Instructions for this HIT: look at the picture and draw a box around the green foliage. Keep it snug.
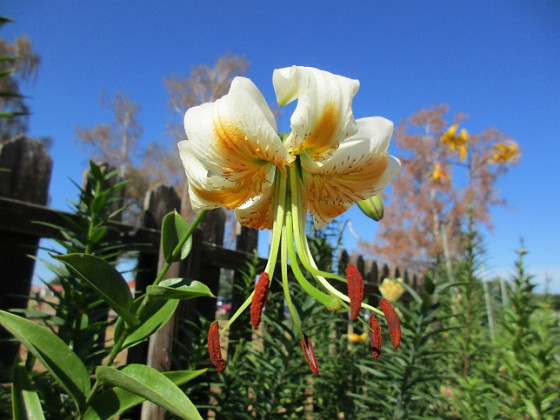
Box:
[161,210,193,262]
[0,310,90,410]
[0,162,210,418]
[82,369,205,420]
[489,248,560,418]
[352,278,455,418]
[433,242,560,419]
[177,214,559,419]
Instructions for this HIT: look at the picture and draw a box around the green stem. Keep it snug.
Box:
[105,328,128,366]
[82,379,102,416]
[281,224,303,337]
[285,209,340,310]
[264,173,287,278]
[106,210,207,366]
[288,166,383,316]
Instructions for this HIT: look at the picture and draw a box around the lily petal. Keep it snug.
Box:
[234,177,277,229]
[300,117,400,228]
[273,66,359,158]
[179,141,276,211]
[184,77,293,185]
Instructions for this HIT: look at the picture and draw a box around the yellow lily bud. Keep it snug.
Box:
[379,277,405,302]
[347,332,368,343]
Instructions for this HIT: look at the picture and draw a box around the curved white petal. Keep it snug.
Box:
[178,141,276,211]
[234,180,276,230]
[273,66,359,158]
[300,117,400,228]
[184,76,294,183]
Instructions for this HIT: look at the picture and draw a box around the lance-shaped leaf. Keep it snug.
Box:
[95,364,203,420]
[0,310,90,410]
[82,368,205,420]
[146,278,214,300]
[113,296,179,350]
[161,211,193,262]
[12,361,45,420]
[55,254,138,326]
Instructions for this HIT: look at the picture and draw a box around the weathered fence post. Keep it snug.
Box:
[184,208,226,321]
[139,187,184,420]
[364,260,380,307]
[141,208,225,420]
[0,136,52,372]
[128,185,180,363]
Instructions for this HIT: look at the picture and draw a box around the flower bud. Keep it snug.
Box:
[357,194,384,221]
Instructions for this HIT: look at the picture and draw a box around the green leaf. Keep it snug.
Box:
[82,369,206,420]
[0,310,90,409]
[90,192,108,215]
[55,254,138,326]
[12,361,45,420]
[87,370,205,419]
[161,211,192,262]
[147,279,214,300]
[524,399,539,419]
[113,296,179,349]
[94,365,203,420]
[89,226,108,245]
[88,161,104,181]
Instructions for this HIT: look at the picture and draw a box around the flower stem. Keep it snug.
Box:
[286,209,341,310]
[281,224,303,337]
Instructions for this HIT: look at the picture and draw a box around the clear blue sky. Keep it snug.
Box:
[3,1,560,292]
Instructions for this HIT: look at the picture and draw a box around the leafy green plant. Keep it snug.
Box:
[491,247,560,418]
[353,273,456,419]
[0,162,213,419]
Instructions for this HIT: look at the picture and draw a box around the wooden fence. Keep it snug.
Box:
[0,137,419,416]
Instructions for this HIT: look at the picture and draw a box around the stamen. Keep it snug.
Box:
[380,299,401,350]
[207,321,226,372]
[250,272,270,329]
[369,315,382,360]
[346,263,364,321]
[300,334,320,376]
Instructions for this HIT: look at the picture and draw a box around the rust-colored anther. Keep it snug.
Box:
[207,321,226,373]
[369,315,383,360]
[300,334,320,376]
[250,272,270,329]
[380,298,402,350]
[346,263,364,321]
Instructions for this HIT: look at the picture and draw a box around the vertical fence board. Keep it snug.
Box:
[128,186,180,365]
[0,137,52,372]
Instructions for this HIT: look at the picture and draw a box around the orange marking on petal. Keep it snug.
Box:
[192,184,252,209]
[207,322,226,372]
[380,298,402,350]
[346,263,364,321]
[250,272,270,329]
[304,102,339,156]
[300,334,320,376]
[369,315,383,360]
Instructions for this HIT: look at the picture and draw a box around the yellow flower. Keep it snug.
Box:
[488,140,520,164]
[430,162,450,183]
[347,332,368,343]
[378,277,405,302]
[441,124,468,161]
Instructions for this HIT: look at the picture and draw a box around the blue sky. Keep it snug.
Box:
[3,1,560,292]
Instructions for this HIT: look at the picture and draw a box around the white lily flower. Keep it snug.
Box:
[180,66,399,228]
[178,66,402,375]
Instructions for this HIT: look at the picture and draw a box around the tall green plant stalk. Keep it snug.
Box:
[491,246,560,418]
